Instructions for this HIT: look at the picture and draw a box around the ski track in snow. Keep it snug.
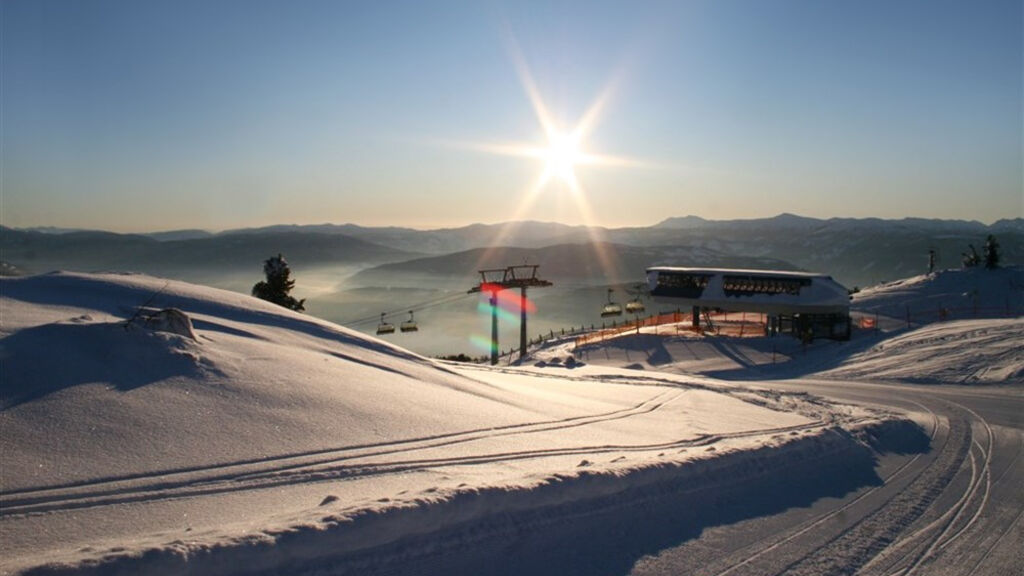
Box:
[869,401,997,576]
[705,399,943,576]
[0,386,845,519]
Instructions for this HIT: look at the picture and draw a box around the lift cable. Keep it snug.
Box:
[340,291,475,328]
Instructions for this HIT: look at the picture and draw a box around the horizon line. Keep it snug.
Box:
[4,212,1022,236]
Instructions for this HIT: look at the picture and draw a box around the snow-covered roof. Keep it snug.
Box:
[646,267,850,315]
[646,266,830,279]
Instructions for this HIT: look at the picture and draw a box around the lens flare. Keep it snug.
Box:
[476,301,521,323]
[469,288,541,355]
[478,284,538,314]
[469,334,498,354]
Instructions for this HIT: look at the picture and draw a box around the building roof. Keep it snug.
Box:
[646,267,850,315]
[645,266,830,279]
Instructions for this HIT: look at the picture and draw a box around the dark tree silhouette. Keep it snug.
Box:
[962,244,980,268]
[252,254,305,312]
[983,235,1001,269]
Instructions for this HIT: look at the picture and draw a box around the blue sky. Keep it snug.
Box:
[2,0,1021,232]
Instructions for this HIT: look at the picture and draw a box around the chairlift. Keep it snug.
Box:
[400,310,418,333]
[601,288,623,317]
[625,283,646,314]
[626,299,645,314]
[376,312,395,335]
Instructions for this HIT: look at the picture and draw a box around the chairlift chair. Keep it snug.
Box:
[376,312,395,335]
[400,311,418,333]
[601,288,623,317]
[625,299,645,314]
[625,283,646,314]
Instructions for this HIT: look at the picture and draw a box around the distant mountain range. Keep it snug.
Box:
[3,214,1020,289]
[346,243,797,289]
[0,228,418,277]
[653,213,1024,234]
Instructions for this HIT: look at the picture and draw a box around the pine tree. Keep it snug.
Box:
[983,235,1001,269]
[252,254,305,312]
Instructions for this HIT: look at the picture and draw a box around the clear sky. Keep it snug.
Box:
[2,0,1021,232]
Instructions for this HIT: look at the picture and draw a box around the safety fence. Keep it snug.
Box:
[574,310,769,348]
[488,303,1021,364]
[853,304,1022,331]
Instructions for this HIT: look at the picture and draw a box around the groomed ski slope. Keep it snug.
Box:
[0,272,903,575]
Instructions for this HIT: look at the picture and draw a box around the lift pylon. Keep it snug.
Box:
[468,265,552,365]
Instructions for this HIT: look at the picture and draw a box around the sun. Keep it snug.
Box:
[445,36,644,217]
[543,131,583,188]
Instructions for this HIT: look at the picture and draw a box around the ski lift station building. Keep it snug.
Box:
[646,267,852,340]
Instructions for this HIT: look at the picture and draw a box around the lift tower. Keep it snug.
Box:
[469,265,552,365]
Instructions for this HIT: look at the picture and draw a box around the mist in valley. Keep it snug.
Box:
[300,270,654,359]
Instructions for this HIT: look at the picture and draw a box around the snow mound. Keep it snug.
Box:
[2,314,204,409]
[853,266,1023,323]
[821,318,1024,385]
[0,271,538,491]
[136,308,198,340]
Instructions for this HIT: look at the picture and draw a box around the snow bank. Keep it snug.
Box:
[0,272,901,575]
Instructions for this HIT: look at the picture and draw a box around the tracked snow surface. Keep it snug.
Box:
[833,267,1024,384]
[2,272,918,575]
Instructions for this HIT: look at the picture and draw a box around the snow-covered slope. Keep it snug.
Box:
[0,272,898,575]
[0,272,547,491]
[852,266,1023,322]
[838,267,1024,384]
[821,318,1023,384]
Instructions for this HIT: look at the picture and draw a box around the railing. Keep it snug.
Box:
[574,311,768,348]
[487,302,1022,365]
[853,304,1022,332]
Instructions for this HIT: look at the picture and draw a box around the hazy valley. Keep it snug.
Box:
[3,214,1021,357]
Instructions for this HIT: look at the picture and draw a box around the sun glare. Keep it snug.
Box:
[446,32,645,260]
[447,35,650,293]
[543,132,583,188]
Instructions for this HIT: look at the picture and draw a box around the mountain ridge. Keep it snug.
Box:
[3,215,1020,288]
